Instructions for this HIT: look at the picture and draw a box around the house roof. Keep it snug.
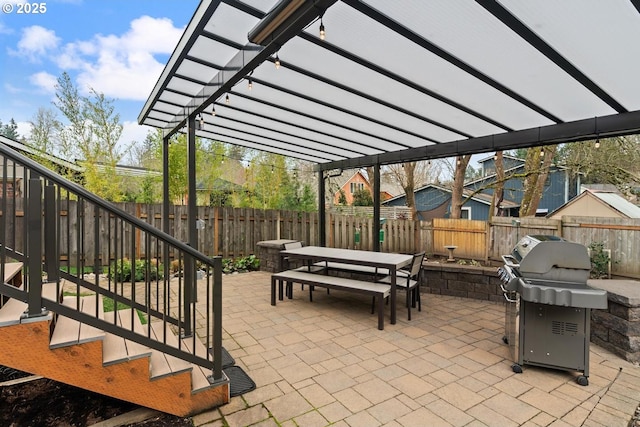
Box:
[138,0,640,172]
[383,183,519,208]
[549,189,640,218]
[0,135,160,178]
[592,191,640,218]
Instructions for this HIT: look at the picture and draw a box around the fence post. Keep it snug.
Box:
[26,178,46,318]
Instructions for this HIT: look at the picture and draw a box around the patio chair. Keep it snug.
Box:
[375,251,425,321]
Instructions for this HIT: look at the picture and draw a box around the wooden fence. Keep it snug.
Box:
[4,200,639,277]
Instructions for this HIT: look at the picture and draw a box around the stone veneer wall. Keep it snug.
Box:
[256,240,299,273]
[420,262,504,303]
[588,280,640,364]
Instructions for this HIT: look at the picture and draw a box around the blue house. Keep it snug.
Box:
[383,155,581,220]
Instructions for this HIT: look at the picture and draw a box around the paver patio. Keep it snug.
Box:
[191,271,640,427]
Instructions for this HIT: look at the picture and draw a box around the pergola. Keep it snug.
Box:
[139,0,640,251]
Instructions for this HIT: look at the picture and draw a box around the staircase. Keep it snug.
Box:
[0,139,229,417]
[0,280,228,416]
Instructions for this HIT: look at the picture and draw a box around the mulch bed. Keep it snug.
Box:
[0,366,193,427]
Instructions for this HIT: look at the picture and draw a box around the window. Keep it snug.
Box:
[350,182,364,194]
[461,207,471,219]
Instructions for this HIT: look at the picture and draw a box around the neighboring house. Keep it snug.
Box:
[384,155,581,220]
[330,169,395,205]
[548,189,640,219]
[383,183,518,221]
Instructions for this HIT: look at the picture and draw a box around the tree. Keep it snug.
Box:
[450,155,472,218]
[488,151,505,218]
[53,72,126,201]
[0,118,20,140]
[27,108,62,173]
[352,188,373,206]
[384,160,438,220]
[520,145,557,216]
[559,136,640,194]
[337,189,347,205]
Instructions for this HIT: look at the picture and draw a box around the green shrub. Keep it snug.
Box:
[221,255,260,274]
[589,242,610,279]
[109,258,164,282]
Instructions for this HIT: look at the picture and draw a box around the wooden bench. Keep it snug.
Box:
[271,270,391,330]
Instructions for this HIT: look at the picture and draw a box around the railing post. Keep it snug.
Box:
[183,252,193,337]
[26,178,46,318]
[212,256,223,381]
[43,183,58,282]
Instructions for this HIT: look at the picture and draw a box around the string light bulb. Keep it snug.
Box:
[274,53,280,69]
[196,113,203,130]
[540,148,544,157]
[225,94,230,104]
[247,78,253,90]
[211,106,216,116]
[319,17,325,40]
[594,139,600,149]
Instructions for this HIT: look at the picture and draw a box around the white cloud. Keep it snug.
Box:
[29,71,58,93]
[55,16,184,101]
[0,22,14,35]
[11,25,60,62]
[119,121,153,153]
[16,121,32,140]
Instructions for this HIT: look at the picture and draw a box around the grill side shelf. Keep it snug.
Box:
[518,280,608,309]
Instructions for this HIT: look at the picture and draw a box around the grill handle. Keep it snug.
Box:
[501,286,518,303]
[501,254,520,269]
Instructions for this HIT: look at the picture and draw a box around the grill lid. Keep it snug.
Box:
[513,235,591,283]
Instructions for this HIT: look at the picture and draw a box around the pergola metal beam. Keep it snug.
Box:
[317,109,640,171]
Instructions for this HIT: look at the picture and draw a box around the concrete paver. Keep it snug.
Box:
[189,271,640,427]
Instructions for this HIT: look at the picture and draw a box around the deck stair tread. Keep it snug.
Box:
[127,313,191,380]
[102,310,151,365]
[0,282,60,326]
[179,334,213,391]
[49,297,82,348]
[148,321,192,378]
[0,298,27,326]
[79,294,105,343]
[2,262,23,285]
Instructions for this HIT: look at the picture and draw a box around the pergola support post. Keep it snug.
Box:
[318,170,326,247]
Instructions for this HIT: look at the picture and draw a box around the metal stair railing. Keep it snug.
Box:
[0,141,224,385]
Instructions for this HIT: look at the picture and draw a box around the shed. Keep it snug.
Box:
[548,190,640,219]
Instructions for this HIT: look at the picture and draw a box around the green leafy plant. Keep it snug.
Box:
[108,258,163,282]
[221,255,260,274]
[589,242,611,279]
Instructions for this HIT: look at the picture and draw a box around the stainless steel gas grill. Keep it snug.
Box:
[497,235,608,386]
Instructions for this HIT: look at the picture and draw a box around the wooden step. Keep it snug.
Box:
[180,334,214,392]
[148,321,192,379]
[102,310,151,365]
[0,282,60,326]
[2,262,23,287]
[0,298,27,326]
[50,294,104,349]
[79,294,105,344]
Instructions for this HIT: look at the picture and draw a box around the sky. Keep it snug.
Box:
[0,0,199,152]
